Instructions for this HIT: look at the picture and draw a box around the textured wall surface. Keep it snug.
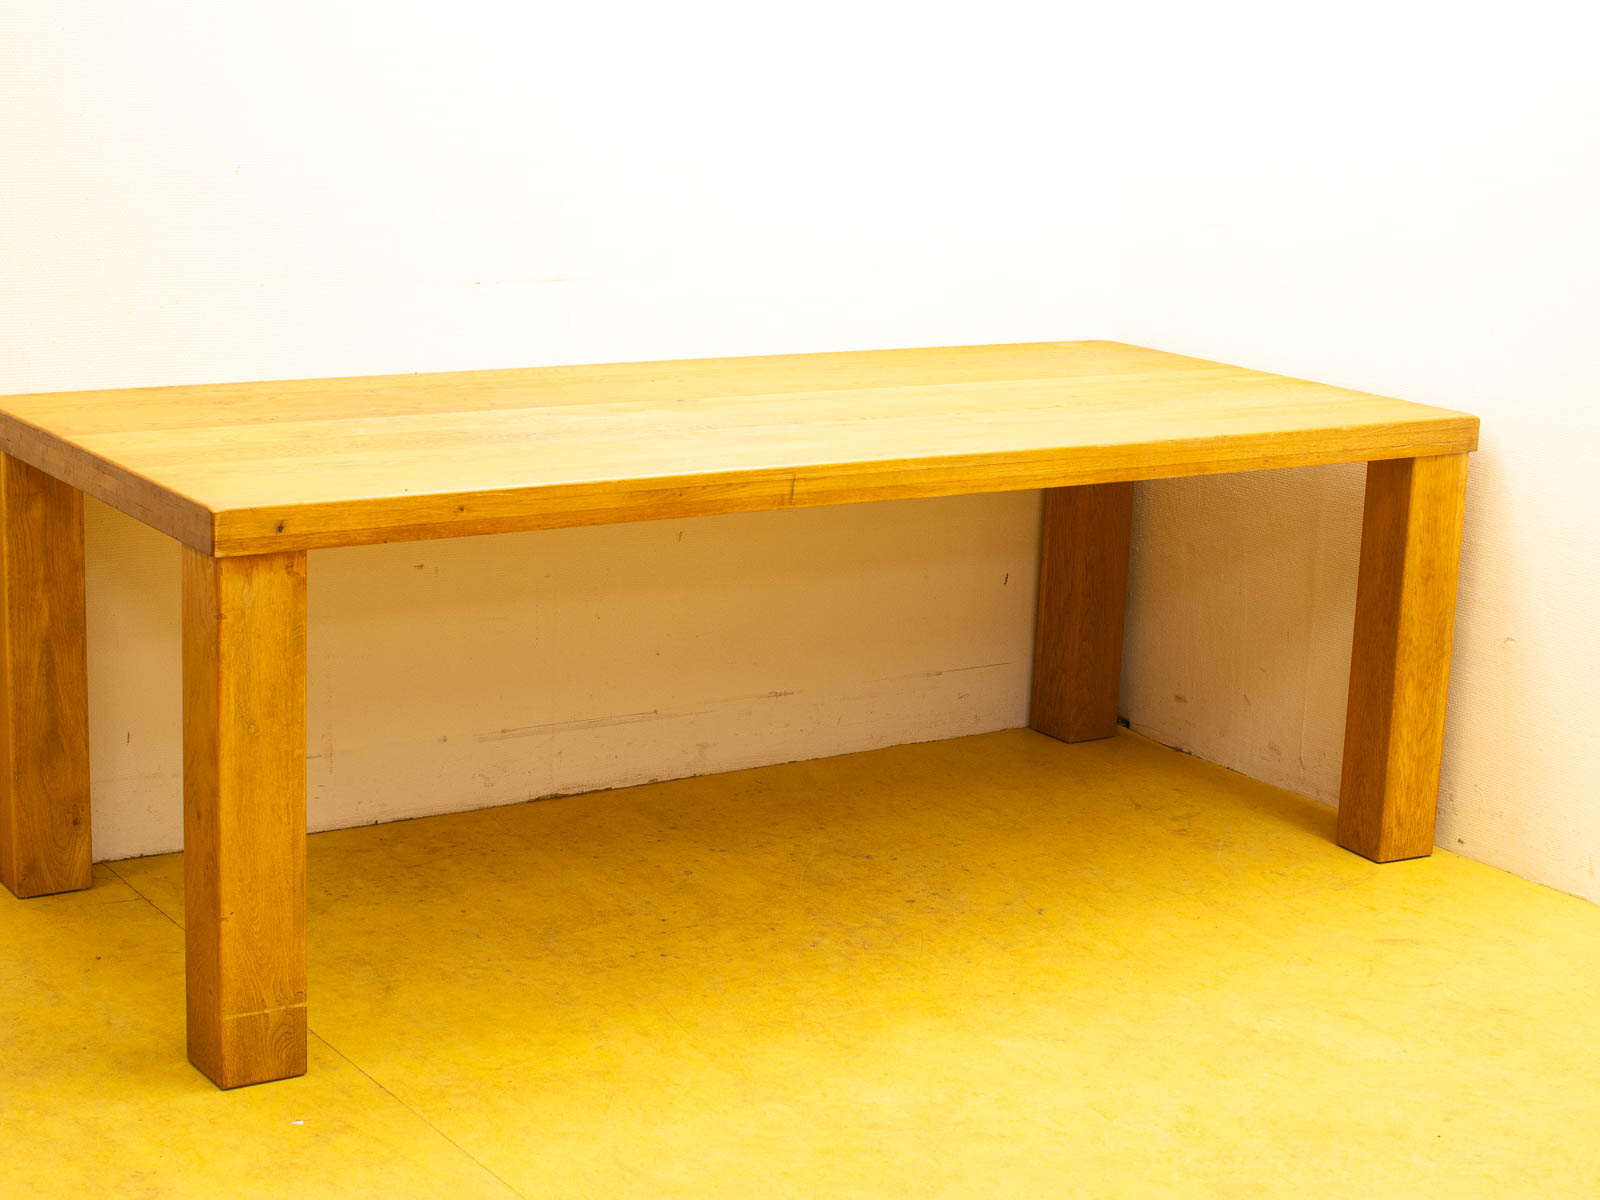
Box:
[84,493,1039,859]
[1122,464,1365,810]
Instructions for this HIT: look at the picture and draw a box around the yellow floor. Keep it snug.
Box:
[4,730,1599,1198]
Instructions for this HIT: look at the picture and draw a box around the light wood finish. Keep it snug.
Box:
[183,547,308,1088]
[0,454,91,898]
[1338,454,1469,862]
[0,342,1478,1090]
[1030,483,1135,743]
[0,342,1478,557]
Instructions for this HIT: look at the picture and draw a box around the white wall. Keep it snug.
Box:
[82,492,1039,857]
[1101,4,1600,902]
[4,3,1597,898]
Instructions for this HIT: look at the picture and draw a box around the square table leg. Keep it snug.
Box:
[182,546,308,1088]
[1029,482,1136,743]
[0,453,91,899]
[1338,454,1469,862]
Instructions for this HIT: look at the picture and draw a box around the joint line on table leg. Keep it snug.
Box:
[108,858,517,1196]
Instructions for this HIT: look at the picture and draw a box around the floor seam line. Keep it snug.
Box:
[313,1032,527,1200]
[103,862,521,1196]
[102,861,184,933]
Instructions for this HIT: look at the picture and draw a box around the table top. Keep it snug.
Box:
[0,340,1477,557]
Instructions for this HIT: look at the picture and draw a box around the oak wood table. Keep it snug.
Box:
[0,341,1478,1088]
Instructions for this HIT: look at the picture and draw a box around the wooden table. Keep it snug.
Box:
[0,341,1477,1088]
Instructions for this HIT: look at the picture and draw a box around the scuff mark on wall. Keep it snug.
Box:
[478,709,711,741]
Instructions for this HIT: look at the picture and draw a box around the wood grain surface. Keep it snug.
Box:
[183,548,309,1087]
[1030,483,1135,743]
[1338,454,1469,862]
[0,342,1478,555]
[0,454,91,897]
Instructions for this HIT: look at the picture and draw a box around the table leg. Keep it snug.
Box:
[183,547,308,1088]
[0,454,91,898]
[1338,454,1468,862]
[1030,482,1135,743]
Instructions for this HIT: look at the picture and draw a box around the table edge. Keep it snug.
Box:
[204,417,1477,556]
[0,359,1479,559]
[0,412,215,552]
